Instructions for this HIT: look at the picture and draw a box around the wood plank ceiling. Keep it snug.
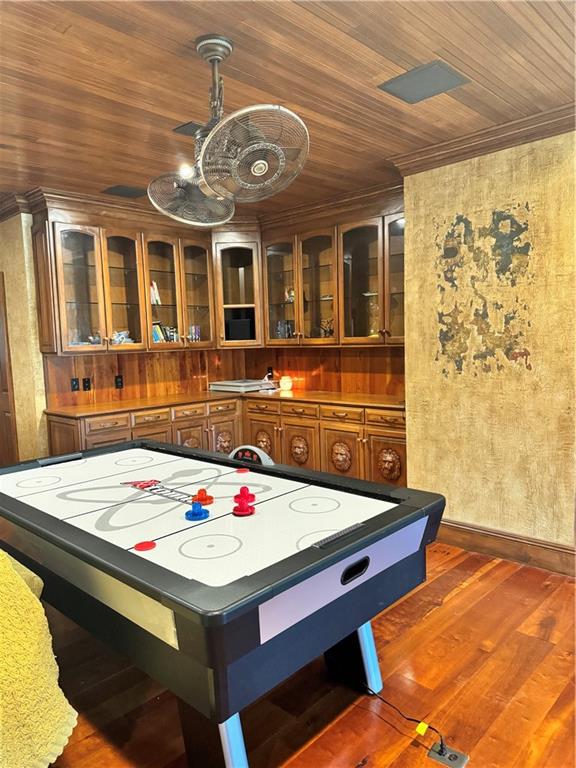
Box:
[0,1,574,214]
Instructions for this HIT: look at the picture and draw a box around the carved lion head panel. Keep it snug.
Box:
[215,430,233,453]
[331,440,352,472]
[377,447,402,481]
[255,429,272,456]
[183,435,200,449]
[290,435,309,465]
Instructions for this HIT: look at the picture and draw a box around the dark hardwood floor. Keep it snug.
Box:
[47,544,575,768]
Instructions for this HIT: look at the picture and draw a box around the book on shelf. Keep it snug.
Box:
[152,321,164,343]
[150,280,161,305]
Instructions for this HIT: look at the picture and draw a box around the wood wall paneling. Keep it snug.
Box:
[244,347,405,398]
[43,349,246,409]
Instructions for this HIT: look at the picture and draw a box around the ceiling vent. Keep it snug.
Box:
[378,60,469,103]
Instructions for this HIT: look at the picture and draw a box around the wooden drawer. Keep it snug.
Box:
[171,403,208,421]
[131,408,170,427]
[245,399,281,415]
[365,409,406,431]
[132,424,173,443]
[84,413,131,435]
[84,430,132,449]
[320,405,364,423]
[208,400,238,416]
[281,402,319,419]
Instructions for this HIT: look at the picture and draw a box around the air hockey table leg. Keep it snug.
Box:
[218,713,249,768]
[323,620,383,694]
[177,701,249,767]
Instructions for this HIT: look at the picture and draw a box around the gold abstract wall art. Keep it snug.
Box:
[435,205,534,377]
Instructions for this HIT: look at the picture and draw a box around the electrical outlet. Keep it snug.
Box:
[267,366,274,377]
[82,377,91,391]
[70,378,80,392]
[428,743,469,767]
[115,374,124,389]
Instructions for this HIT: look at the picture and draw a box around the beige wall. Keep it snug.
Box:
[405,132,575,546]
[0,214,47,459]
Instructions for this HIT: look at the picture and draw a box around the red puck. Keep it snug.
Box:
[134,540,156,551]
[236,468,250,473]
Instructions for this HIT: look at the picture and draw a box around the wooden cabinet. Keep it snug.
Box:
[207,400,240,453]
[45,395,405,488]
[299,230,338,344]
[320,423,364,477]
[143,234,185,349]
[31,195,215,355]
[244,399,320,469]
[173,419,209,451]
[320,422,406,488]
[338,218,384,345]
[264,238,298,345]
[281,417,320,471]
[364,429,407,487]
[244,413,283,462]
[384,213,405,344]
[54,224,107,352]
[263,229,337,345]
[180,240,215,348]
[50,224,149,353]
[101,229,147,350]
[213,239,263,347]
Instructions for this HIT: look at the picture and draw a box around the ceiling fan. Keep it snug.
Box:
[148,34,310,227]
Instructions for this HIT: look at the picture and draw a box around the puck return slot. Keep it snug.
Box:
[340,556,370,585]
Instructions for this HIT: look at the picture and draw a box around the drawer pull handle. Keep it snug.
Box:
[215,405,229,411]
[341,557,370,585]
[180,410,198,417]
[333,411,348,417]
[97,421,120,429]
[292,407,306,414]
[143,415,162,422]
[256,404,268,410]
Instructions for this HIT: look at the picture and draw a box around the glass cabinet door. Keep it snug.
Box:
[264,239,298,344]
[181,240,214,347]
[384,213,405,344]
[339,219,383,344]
[215,242,262,346]
[101,230,146,350]
[144,236,184,347]
[299,230,337,344]
[54,224,107,351]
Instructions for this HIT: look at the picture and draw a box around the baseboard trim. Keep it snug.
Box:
[438,520,575,576]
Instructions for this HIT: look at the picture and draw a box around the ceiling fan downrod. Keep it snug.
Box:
[195,34,233,122]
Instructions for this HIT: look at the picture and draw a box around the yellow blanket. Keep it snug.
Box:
[0,551,77,768]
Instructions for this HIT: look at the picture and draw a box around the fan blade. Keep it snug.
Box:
[148,173,234,228]
[173,120,205,136]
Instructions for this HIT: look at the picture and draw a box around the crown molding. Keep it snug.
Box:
[259,183,404,230]
[23,187,258,230]
[391,103,576,176]
[0,193,31,223]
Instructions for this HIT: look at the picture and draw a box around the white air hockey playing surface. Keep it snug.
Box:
[0,448,400,586]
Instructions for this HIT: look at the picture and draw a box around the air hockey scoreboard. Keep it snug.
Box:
[0,441,445,768]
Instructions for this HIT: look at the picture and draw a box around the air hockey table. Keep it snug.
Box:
[0,441,445,768]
